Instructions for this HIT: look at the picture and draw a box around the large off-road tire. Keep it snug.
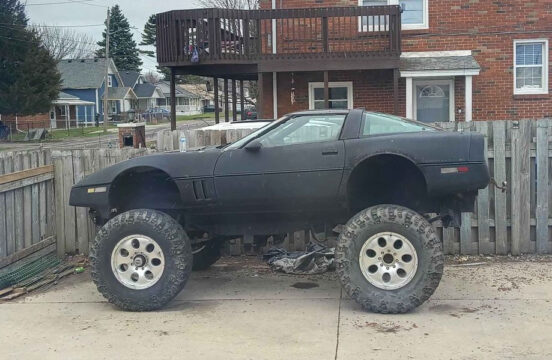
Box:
[90,209,192,311]
[192,240,222,271]
[336,205,443,313]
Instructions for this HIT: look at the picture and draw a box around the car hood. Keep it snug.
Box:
[74,149,222,188]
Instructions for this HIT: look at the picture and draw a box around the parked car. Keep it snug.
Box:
[141,107,170,122]
[203,104,222,113]
[70,109,489,313]
[244,107,257,120]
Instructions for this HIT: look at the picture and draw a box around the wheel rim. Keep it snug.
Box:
[111,235,165,290]
[358,232,418,290]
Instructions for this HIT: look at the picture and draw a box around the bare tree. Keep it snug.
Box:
[196,0,259,9]
[34,25,97,61]
[143,70,161,84]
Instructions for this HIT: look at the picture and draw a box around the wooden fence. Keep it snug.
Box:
[1,119,551,269]
[0,151,56,271]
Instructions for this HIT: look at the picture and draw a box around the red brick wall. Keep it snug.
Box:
[2,113,50,130]
[259,0,552,120]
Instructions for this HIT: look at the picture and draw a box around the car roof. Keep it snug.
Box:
[286,109,352,117]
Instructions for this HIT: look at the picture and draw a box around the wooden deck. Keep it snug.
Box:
[156,6,402,77]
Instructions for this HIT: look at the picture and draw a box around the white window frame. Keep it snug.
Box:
[412,79,455,122]
[107,75,113,88]
[358,0,429,32]
[308,81,354,110]
[513,39,549,95]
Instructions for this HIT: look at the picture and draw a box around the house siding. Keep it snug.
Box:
[259,0,552,121]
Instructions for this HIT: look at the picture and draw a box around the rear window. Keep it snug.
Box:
[362,112,437,136]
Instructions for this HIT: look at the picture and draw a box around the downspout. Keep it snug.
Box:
[272,0,278,119]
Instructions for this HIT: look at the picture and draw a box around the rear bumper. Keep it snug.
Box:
[421,162,490,197]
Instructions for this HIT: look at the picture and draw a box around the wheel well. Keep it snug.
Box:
[109,167,183,214]
[347,154,428,214]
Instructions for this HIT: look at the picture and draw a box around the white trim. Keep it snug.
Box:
[95,89,99,113]
[272,0,277,54]
[465,75,473,122]
[513,39,549,95]
[405,77,413,119]
[412,79,455,122]
[308,81,354,110]
[273,72,278,118]
[107,75,113,88]
[358,0,429,31]
[401,50,472,58]
[401,69,480,78]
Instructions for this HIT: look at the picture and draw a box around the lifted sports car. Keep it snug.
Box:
[70,109,489,313]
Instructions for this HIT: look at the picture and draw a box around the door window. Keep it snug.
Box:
[414,81,453,122]
[259,114,346,147]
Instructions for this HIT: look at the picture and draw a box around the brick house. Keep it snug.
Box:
[156,0,551,125]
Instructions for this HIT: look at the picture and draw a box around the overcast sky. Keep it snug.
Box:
[25,0,200,73]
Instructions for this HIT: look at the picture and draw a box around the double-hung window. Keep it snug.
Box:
[360,0,428,31]
[514,39,549,95]
[308,82,353,110]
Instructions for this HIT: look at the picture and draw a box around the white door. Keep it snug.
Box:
[413,79,455,122]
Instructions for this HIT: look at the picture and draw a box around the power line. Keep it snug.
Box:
[26,0,107,7]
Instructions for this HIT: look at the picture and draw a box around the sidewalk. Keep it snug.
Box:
[1,257,551,360]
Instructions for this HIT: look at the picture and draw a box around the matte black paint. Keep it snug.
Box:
[70,110,490,234]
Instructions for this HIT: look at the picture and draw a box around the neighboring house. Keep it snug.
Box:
[156,1,551,122]
[156,81,203,116]
[181,82,254,111]
[119,71,165,113]
[52,58,137,128]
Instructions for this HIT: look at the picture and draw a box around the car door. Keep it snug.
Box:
[214,113,346,213]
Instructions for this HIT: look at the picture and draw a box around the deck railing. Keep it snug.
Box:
[156,6,401,67]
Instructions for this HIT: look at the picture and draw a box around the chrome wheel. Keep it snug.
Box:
[359,232,418,290]
[111,235,165,290]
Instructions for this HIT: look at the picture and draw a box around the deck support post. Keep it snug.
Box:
[214,77,220,124]
[170,68,176,131]
[323,71,329,109]
[240,80,245,120]
[257,72,263,119]
[393,68,399,116]
[224,78,229,122]
[232,79,237,122]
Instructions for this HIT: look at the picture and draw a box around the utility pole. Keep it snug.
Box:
[103,7,110,133]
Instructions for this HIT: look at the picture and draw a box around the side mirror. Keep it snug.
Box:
[245,140,262,152]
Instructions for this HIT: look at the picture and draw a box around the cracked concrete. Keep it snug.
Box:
[1,257,552,360]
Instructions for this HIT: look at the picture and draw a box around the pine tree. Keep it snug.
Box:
[139,14,170,80]
[96,5,142,72]
[139,14,156,58]
[0,0,60,115]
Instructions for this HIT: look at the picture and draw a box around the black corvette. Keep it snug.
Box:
[70,109,489,313]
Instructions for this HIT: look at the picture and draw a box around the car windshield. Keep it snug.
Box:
[224,117,287,150]
[362,112,439,136]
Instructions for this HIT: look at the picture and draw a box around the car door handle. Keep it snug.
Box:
[322,147,339,155]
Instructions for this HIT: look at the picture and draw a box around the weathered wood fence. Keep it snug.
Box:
[0,151,56,271]
[1,119,551,270]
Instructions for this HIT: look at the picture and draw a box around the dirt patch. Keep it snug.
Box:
[354,320,418,333]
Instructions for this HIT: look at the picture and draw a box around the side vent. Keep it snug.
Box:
[192,180,211,200]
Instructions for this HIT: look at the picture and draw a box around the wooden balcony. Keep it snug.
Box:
[156,6,402,77]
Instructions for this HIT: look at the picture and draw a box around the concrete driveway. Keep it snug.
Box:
[1,256,551,360]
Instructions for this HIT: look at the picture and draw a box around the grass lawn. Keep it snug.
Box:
[176,113,217,122]
[9,125,117,142]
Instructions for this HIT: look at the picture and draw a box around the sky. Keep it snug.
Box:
[24,0,200,73]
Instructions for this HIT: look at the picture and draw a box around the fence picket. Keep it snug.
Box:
[0,158,6,258]
[4,156,15,256]
[30,152,40,244]
[492,121,508,254]
[13,153,25,251]
[536,119,550,253]
[475,121,492,254]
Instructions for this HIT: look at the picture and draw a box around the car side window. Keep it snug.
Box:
[362,112,435,136]
[259,114,346,147]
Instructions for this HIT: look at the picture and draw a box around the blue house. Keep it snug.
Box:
[51,58,137,128]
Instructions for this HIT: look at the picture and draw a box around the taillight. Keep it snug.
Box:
[441,166,469,174]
